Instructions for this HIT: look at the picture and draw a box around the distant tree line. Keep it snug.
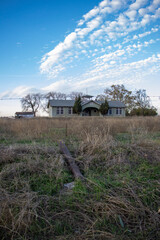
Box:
[21,86,157,117]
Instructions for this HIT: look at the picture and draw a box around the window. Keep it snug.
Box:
[61,107,64,114]
[57,107,63,114]
[57,107,60,115]
[116,108,122,115]
[68,107,72,114]
[116,108,119,114]
[109,109,112,115]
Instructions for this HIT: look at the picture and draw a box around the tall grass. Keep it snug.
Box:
[0,116,160,141]
[0,116,160,239]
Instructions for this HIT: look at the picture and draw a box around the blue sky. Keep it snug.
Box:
[0,0,160,116]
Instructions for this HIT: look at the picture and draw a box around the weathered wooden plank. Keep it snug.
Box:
[59,140,83,180]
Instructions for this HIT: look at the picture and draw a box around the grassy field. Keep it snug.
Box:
[0,116,160,240]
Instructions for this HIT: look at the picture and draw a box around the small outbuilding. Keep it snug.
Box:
[15,112,34,119]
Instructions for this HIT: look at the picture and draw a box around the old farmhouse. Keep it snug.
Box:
[48,98,126,117]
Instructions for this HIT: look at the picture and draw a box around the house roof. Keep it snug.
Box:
[15,112,34,115]
[97,100,125,108]
[49,100,75,107]
[49,99,125,108]
[81,100,100,106]
[82,95,93,99]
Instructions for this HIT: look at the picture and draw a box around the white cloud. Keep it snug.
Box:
[141,14,152,26]
[138,8,148,16]
[78,0,125,26]
[99,0,109,8]
[90,29,104,43]
[148,0,160,12]
[0,86,34,98]
[80,54,160,90]
[117,14,128,26]
[125,10,137,20]
[139,31,151,37]
[42,79,70,92]
[40,32,77,74]
[110,0,124,10]
[78,7,100,26]
[130,0,148,10]
[40,0,160,79]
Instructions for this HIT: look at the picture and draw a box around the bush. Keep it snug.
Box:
[130,107,158,116]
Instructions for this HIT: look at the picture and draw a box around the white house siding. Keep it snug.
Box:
[51,107,74,117]
[49,106,53,117]
[50,106,125,117]
[106,108,125,117]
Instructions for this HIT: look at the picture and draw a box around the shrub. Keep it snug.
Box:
[99,100,109,116]
[130,107,157,116]
[73,96,82,114]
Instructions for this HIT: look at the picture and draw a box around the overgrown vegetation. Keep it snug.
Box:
[129,107,157,116]
[0,116,160,239]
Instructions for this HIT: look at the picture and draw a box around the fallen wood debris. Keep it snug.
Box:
[59,140,84,180]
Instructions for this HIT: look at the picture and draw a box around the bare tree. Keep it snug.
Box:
[45,92,67,100]
[95,94,106,101]
[68,92,84,100]
[42,92,57,113]
[45,92,57,100]
[134,89,151,108]
[56,92,67,100]
[21,93,42,117]
[42,91,67,113]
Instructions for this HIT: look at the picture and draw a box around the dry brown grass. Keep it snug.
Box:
[0,144,67,239]
[0,116,160,142]
[0,189,39,239]
[0,116,160,239]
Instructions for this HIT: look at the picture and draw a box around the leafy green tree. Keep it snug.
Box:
[104,84,135,111]
[99,100,109,116]
[73,96,82,114]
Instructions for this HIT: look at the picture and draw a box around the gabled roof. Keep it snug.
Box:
[81,100,101,106]
[49,100,75,107]
[48,99,125,108]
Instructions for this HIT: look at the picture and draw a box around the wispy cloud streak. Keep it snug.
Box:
[39,0,160,98]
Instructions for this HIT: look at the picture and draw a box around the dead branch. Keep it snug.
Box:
[59,140,83,180]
